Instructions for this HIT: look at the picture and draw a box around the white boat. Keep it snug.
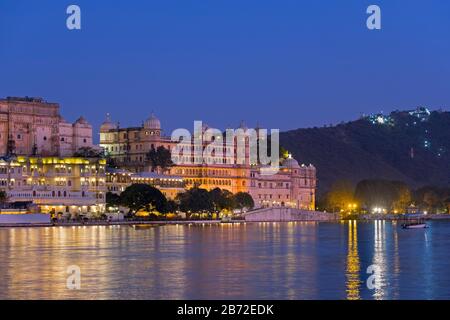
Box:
[402,223,427,229]
[401,214,427,229]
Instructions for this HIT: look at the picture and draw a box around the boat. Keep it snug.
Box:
[402,222,427,229]
[131,224,156,230]
[401,214,428,229]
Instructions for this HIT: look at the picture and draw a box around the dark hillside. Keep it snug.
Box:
[280,108,450,194]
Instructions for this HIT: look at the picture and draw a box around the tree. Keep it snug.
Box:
[413,186,450,214]
[279,146,290,160]
[391,182,412,213]
[176,187,213,215]
[163,200,178,214]
[325,180,355,212]
[355,180,389,211]
[0,191,8,205]
[146,146,173,173]
[233,192,254,211]
[106,156,118,169]
[120,184,167,214]
[355,179,412,213]
[423,190,440,213]
[209,188,235,212]
[74,147,103,158]
[106,192,121,211]
[444,197,450,214]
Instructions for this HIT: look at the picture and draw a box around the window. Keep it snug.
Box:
[43,136,47,141]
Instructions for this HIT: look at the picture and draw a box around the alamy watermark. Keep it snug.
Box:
[171,121,280,175]
[66,265,81,290]
[367,5,381,30]
[66,5,81,30]
[366,264,382,290]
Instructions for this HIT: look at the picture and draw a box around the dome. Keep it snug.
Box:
[100,113,114,132]
[282,156,300,169]
[144,113,161,129]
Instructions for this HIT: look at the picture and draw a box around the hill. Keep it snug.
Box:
[280,108,450,194]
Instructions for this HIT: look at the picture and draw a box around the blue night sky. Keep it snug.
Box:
[1,0,450,139]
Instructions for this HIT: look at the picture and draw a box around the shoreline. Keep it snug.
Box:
[0,219,240,228]
[1,214,450,229]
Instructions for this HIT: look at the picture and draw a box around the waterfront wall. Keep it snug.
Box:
[243,207,339,222]
[0,214,51,225]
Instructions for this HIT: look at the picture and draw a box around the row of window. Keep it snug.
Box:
[174,168,233,177]
[258,194,290,200]
[185,179,233,186]
[11,190,102,198]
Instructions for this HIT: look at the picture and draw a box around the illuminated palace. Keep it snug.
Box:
[0,96,94,157]
[0,156,106,217]
[101,114,317,209]
[0,97,105,217]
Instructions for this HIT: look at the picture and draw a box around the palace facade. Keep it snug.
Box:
[106,168,185,200]
[0,97,93,157]
[0,96,316,214]
[100,114,251,194]
[101,113,316,210]
[249,157,316,210]
[0,156,106,217]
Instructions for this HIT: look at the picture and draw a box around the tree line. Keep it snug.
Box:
[106,184,254,219]
[319,179,450,214]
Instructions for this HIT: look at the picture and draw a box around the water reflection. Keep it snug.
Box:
[372,220,387,300]
[0,221,448,299]
[346,220,360,300]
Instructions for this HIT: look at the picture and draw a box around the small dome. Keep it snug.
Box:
[100,113,114,132]
[282,156,300,169]
[144,113,161,129]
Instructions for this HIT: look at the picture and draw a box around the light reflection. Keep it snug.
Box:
[346,220,361,300]
[0,222,444,299]
[372,220,387,300]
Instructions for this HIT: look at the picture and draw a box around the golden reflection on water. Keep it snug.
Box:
[1,221,441,299]
[346,220,361,300]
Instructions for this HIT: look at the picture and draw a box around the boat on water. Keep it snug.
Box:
[131,224,157,230]
[402,222,427,229]
[401,214,428,229]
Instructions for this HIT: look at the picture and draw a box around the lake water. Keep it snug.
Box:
[0,221,449,300]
